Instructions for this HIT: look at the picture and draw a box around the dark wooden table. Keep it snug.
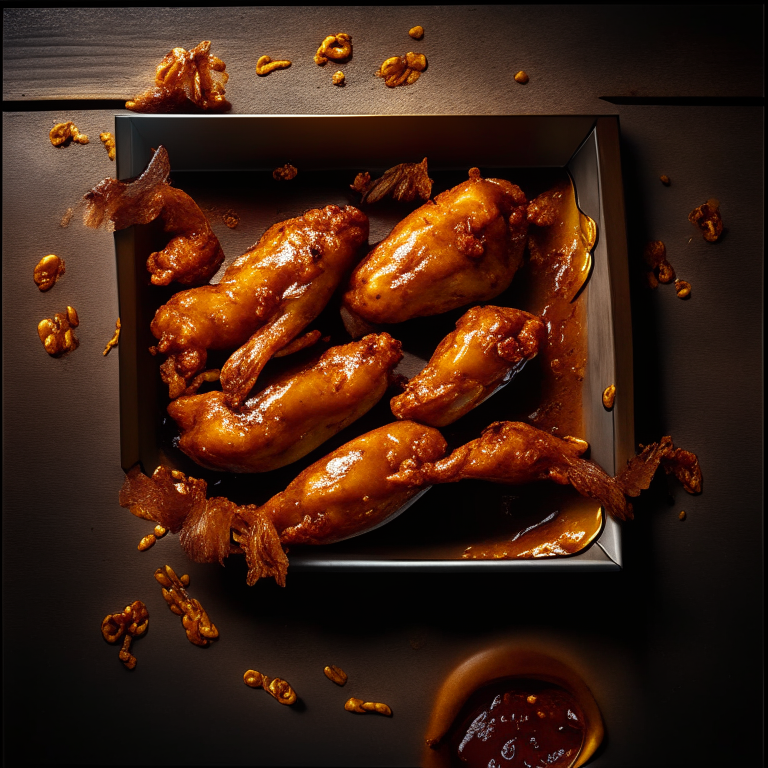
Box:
[2,7,763,766]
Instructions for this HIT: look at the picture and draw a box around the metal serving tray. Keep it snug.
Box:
[114,114,633,572]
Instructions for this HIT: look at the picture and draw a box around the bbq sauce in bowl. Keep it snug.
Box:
[452,681,585,768]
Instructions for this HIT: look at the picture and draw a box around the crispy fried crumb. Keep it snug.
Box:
[376,52,427,87]
[273,163,298,181]
[38,306,79,357]
[324,665,348,686]
[409,26,424,39]
[256,55,292,76]
[643,240,676,284]
[33,255,65,292]
[351,158,432,204]
[100,132,116,160]
[154,565,219,647]
[103,318,121,356]
[675,279,691,299]
[602,384,616,410]
[660,175,671,186]
[315,33,352,66]
[138,534,156,551]
[679,510,687,521]
[332,70,346,86]
[689,199,724,242]
[60,208,74,228]
[126,41,230,113]
[514,70,530,84]
[345,697,392,716]
[101,600,149,669]
[222,210,239,228]
[50,122,89,147]
[244,669,298,705]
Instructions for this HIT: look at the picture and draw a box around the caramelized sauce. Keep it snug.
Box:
[451,682,585,768]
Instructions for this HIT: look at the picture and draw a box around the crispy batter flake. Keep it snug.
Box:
[256,55,292,76]
[352,158,432,204]
[688,199,724,242]
[314,33,352,66]
[100,131,116,160]
[50,122,89,147]
[33,254,65,292]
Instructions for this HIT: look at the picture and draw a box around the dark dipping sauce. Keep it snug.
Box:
[452,681,585,768]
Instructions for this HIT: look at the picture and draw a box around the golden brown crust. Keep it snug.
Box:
[168,333,403,472]
[342,172,528,328]
[391,306,546,426]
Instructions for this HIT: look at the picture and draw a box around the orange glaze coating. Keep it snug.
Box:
[168,333,403,473]
[342,171,528,328]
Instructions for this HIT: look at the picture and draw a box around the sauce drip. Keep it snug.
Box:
[453,683,585,768]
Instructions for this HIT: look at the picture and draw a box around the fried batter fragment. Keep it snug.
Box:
[154,565,219,647]
[324,665,348,685]
[244,670,298,705]
[643,240,676,284]
[352,158,433,205]
[50,121,89,147]
[409,26,425,40]
[256,55,291,76]
[33,254,65,292]
[345,697,392,716]
[688,199,724,242]
[314,33,352,65]
[38,306,79,357]
[169,333,403,472]
[391,306,546,427]
[103,318,121,356]
[615,436,702,497]
[100,131,116,160]
[390,421,633,521]
[151,204,369,405]
[332,70,346,86]
[101,600,149,670]
[126,40,230,113]
[514,70,530,84]
[272,163,298,181]
[376,52,427,87]
[83,146,224,286]
[342,170,528,330]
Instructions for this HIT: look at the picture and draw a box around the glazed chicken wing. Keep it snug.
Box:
[168,333,403,473]
[341,168,528,333]
[119,420,447,586]
[392,421,632,521]
[391,305,546,426]
[150,204,369,403]
[83,146,224,286]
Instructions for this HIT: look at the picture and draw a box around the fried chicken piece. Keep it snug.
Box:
[391,421,632,521]
[341,169,528,333]
[119,421,447,586]
[391,306,546,426]
[236,420,447,561]
[150,204,369,403]
[168,333,403,472]
[83,146,224,286]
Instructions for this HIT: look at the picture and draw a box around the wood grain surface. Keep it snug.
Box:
[2,6,764,768]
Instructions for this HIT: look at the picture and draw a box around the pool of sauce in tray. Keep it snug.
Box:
[451,681,585,768]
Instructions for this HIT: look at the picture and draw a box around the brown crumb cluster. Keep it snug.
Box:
[222,210,239,228]
[256,55,292,76]
[351,158,432,204]
[679,510,687,521]
[514,70,530,84]
[244,669,298,705]
[101,600,149,670]
[38,306,79,357]
[324,665,348,686]
[154,565,219,647]
[643,240,676,287]
[409,26,424,40]
[126,41,230,113]
[50,121,89,147]
[376,52,427,87]
[660,175,671,186]
[345,697,392,716]
[314,33,352,66]
[688,198,724,242]
[332,70,346,86]
[100,132,116,160]
[675,279,691,299]
[33,254,65,292]
[273,163,298,181]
